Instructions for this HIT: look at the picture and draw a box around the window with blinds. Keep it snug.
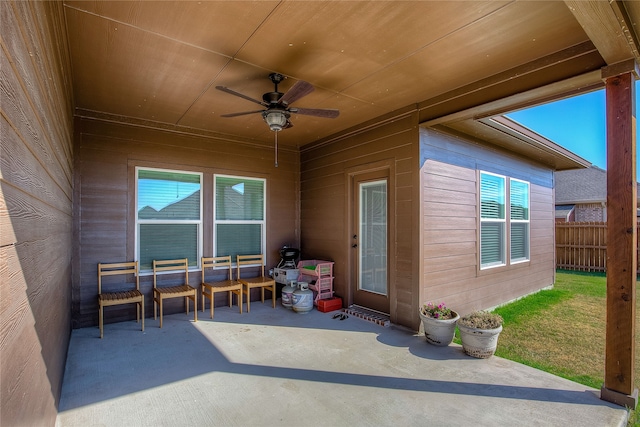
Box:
[480,172,506,268]
[510,178,530,263]
[136,168,202,271]
[214,175,265,260]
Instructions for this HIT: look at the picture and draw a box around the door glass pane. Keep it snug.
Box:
[359,180,387,295]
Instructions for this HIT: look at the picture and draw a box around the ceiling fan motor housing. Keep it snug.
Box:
[263,91,284,105]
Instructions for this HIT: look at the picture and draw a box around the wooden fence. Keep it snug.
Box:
[555,221,640,273]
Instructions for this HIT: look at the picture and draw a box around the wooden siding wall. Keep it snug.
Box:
[74,118,299,328]
[1,2,74,425]
[300,112,420,328]
[420,128,556,316]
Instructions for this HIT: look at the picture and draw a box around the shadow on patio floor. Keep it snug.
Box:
[56,301,628,426]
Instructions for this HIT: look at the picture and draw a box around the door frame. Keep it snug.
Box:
[345,159,396,314]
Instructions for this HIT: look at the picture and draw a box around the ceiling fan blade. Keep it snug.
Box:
[291,107,340,119]
[215,86,267,107]
[278,80,314,106]
[220,110,265,118]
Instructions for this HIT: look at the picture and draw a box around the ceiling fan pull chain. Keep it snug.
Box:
[274,131,279,168]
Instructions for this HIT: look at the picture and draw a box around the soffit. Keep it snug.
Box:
[430,116,591,171]
[63,1,638,150]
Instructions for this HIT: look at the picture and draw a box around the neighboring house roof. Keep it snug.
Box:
[138,191,200,219]
[555,205,574,219]
[555,166,607,204]
[555,165,640,206]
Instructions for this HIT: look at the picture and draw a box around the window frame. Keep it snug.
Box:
[479,171,507,270]
[213,174,267,261]
[509,177,530,264]
[135,166,203,272]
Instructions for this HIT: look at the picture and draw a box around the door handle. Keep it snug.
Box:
[352,244,358,248]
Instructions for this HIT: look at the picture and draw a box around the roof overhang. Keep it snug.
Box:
[432,115,591,171]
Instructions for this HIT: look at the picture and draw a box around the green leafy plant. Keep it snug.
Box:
[459,311,503,329]
[420,302,454,320]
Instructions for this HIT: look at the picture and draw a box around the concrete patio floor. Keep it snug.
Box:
[56,301,629,426]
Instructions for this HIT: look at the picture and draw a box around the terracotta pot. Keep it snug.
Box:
[458,323,503,358]
[418,309,459,346]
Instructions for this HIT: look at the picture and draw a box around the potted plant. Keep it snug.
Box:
[418,302,460,346]
[458,311,504,358]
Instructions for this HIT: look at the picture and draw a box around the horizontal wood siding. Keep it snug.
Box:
[420,128,555,316]
[1,2,74,425]
[75,118,299,328]
[300,112,420,328]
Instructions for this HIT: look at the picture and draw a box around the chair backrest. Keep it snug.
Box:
[201,256,233,283]
[153,258,189,288]
[98,261,139,295]
[236,254,265,279]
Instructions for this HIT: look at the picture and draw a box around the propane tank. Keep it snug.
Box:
[281,281,297,309]
[292,282,313,313]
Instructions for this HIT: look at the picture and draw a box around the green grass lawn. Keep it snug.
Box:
[485,270,639,424]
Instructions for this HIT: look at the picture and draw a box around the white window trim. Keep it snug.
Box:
[135,166,203,273]
[213,174,267,260]
[479,171,531,271]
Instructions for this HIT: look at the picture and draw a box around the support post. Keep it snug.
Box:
[601,60,638,409]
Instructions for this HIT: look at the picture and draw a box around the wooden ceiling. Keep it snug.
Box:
[63,1,640,151]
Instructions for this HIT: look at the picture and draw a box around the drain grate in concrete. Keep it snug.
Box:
[343,305,390,327]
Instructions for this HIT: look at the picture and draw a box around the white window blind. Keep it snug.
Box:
[214,175,265,259]
[136,168,202,271]
[510,178,530,263]
[480,172,506,268]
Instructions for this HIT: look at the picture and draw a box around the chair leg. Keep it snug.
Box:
[271,286,276,308]
[201,286,206,314]
[245,286,251,313]
[159,298,163,328]
[140,299,145,332]
[210,291,214,319]
[193,293,197,322]
[99,304,104,339]
[261,287,265,303]
[238,290,243,314]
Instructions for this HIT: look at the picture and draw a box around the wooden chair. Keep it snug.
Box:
[152,258,197,328]
[98,261,144,339]
[236,254,276,313]
[201,256,242,318]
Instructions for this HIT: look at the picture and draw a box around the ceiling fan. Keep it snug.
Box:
[215,73,340,166]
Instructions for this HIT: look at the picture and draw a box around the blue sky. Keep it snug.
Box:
[506,81,639,171]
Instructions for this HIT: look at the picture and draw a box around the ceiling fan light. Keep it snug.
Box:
[263,110,287,131]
